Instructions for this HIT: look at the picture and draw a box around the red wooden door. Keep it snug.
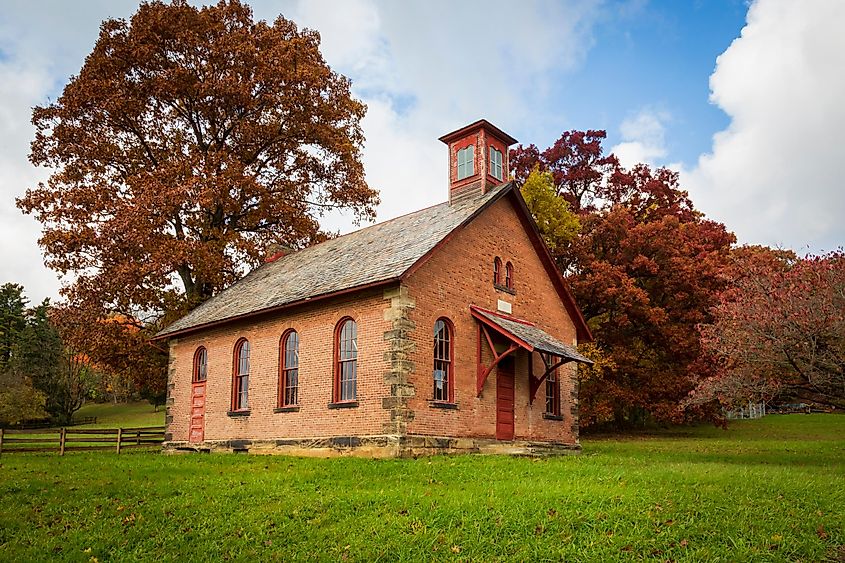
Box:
[189,381,206,443]
[496,357,515,440]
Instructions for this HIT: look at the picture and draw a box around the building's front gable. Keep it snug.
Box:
[402,188,588,447]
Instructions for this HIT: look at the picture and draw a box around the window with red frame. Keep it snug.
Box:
[493,257,502,285]
[279,330,299,407]
[193,347,207,383]
[334,318,357,402]
[545,355,560,416]
[232,339,250,411]
[505,261,514,289]
[433,318,453,402]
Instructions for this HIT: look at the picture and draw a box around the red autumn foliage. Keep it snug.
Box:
[511,133,735,428]
[693,249,845,409]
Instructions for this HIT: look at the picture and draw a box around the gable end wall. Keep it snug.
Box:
[404,194,580,445]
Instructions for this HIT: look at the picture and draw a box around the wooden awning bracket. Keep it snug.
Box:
[476,324,519,397]
[528,352,572,404]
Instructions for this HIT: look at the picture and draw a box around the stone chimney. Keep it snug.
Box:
[264,244,294,263]
[438,119,517,204]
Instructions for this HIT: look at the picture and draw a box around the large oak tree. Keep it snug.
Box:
[19,0,378,322]
[18,1,378,392]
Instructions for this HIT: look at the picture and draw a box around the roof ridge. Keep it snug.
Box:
[154,183,513,339]
[266,183,510,270]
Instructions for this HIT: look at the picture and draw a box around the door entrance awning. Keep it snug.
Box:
[471,306,593,398]
[471,307,593,363]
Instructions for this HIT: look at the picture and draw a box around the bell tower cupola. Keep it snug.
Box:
[438,119,517,204]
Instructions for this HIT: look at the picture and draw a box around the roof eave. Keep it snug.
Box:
[438,119,518,146]
[151,277,400,341]
[507,188,594,343]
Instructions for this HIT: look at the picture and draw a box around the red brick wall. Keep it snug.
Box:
[403,193,579,444]
[167,287,394,442]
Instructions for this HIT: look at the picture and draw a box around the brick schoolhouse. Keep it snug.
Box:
[155,119,593,457]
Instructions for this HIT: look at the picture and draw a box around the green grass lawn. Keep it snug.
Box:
[0,415,842,562]
[74,401,165,428]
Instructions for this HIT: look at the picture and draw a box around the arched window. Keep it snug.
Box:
[505,261,514,290]
[493,257,502,285]
[433,318,453,402]
[193,347,207,383]
[232,338,250,411]
[279,330,299,407]
[334,318,358,402]
[545,357,560,416]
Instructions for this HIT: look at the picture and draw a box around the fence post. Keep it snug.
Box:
[0,428,4,456]
[59,428,66,456]
[116,428,123,454]
[136,430,141,446]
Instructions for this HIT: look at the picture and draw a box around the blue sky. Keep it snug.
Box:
[1,0,844,303]
[559,0,747,164]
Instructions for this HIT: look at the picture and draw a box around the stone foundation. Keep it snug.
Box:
[162,434,580,458]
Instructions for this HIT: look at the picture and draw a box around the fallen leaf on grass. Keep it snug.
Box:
[122,513,136,526]
[680,539,689,548]
[451,545,461,554]
[816,525,828,540]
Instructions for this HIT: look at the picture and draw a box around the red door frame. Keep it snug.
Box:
[189,381,206,444]
[496,357,515,440]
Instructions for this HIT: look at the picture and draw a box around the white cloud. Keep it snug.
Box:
[0,0,139,304]
[0,60,59,303]
[682,0,845,253]
[284,0,603,230]
[611,109,670,168]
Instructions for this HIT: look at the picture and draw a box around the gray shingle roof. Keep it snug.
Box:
[157,183,514,338]
[472,308,593,364]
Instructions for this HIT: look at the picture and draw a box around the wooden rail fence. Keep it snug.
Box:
[0,426,165,455]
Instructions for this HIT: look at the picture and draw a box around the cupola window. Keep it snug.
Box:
[457,145,475,180]
[489,147,503,181]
